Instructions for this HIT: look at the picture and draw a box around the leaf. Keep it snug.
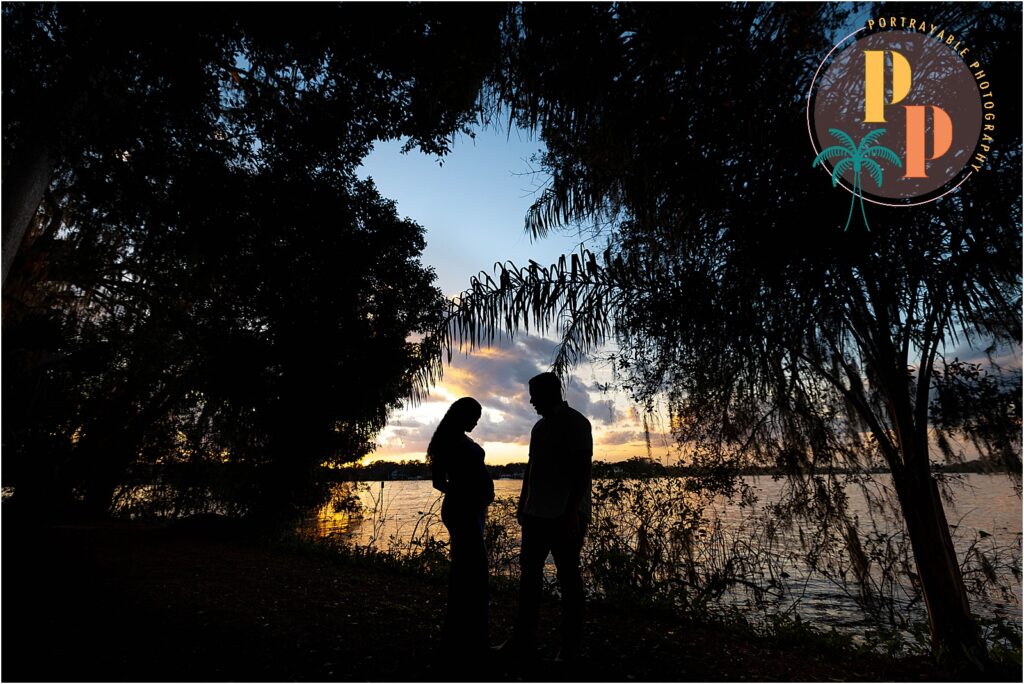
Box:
[858,128,888,150]
[862,145,902,168]
[812,146,852,168]
[830,158,854,186]
[862,159,884,188]
[827,128,857,153]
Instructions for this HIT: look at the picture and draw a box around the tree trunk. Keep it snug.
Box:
[859,279,989,670]
[891,465,989,670]
[2,139,55,286]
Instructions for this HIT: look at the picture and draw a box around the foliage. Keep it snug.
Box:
[931,360,1024,479]
[459,2,1022,475]
[979,615,1024,669]
[2,3,505,522]
[2,3,502,174]
[303,475,1021,657]
[5,155,449,521]
[448,2,1021,663]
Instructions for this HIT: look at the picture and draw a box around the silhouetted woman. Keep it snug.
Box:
[427,397,494,658]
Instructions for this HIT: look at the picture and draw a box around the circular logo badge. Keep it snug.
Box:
[808,25,987,207]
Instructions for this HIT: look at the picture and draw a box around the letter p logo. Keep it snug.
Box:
[864,50,954,179]
[904,105,953,178]
[812,29,984,203]
[864,50,911,123]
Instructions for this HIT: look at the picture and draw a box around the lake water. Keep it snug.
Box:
[301,473,1022,635]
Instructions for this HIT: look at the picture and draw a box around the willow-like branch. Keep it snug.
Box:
[445,248,627,375]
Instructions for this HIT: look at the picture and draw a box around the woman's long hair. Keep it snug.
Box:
[426,397,482,468]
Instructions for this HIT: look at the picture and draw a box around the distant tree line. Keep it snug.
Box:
[331,455,1009,482]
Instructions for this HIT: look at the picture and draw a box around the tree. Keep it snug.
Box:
[811,127,902,231]
[2,2,504,284]
[454,3,1021,667]
[4,137,451,521]
[2,3,505,521]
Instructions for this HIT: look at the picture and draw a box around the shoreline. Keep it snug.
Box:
[4,517,1014,682]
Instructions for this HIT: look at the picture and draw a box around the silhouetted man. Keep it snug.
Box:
[505,371,593,661]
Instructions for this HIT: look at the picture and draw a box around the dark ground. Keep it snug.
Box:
[0,517,1007,682]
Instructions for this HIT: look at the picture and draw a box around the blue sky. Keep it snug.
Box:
[357,124,671,464]
[359,123,584,297]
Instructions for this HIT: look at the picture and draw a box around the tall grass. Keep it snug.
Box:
[302,474,1021,659]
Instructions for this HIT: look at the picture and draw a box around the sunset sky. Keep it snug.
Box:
[358,123,675,465]
[357,116,1016,467]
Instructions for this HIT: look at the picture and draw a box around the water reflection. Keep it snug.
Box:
[300,474,1022,634]
[306,474,1021,551]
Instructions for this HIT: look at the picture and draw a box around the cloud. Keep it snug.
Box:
[376,425,431,454]
[377,335,666,461]
[448,340,545,397]
[474,414,535,446]
[393,337,554,450]
[945,339,1021,371]
[565,379,619,425]
[596,430,647,446]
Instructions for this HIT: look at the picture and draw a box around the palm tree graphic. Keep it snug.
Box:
[812,128,902,231]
